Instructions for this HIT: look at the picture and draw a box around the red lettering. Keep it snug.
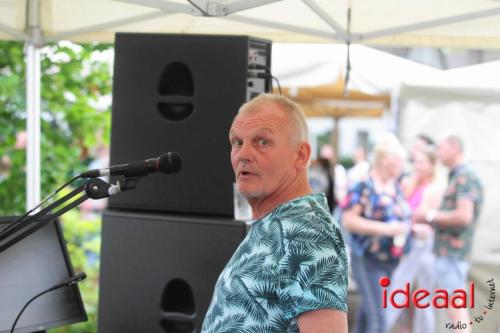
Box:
[391,283,410,308]
[451,289,467,308]
[470,282,475,308]
[382,287,387,308]
[432,289,449,308]
[412,289,430,308]
[382,281,476,310]
[379,277,390,308]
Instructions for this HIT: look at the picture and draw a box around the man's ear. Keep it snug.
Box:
[295,142,311,170]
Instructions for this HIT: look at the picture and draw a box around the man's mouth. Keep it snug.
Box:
[238,171,256,178]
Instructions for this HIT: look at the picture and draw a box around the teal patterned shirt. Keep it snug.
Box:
[201,193,348,333]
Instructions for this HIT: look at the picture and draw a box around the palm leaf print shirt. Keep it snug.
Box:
[201,193,348,333]
[435,164,483,259]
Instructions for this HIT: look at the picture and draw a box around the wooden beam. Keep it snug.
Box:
[300,103,384,118]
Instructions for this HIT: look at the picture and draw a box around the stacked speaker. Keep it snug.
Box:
[98,33,272,333]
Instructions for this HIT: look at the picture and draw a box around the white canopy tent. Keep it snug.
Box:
[272,43,441,93]
[1,0,500,208]
[271,43,440,155]
[3,0,500,47]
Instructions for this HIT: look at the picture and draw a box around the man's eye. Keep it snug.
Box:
[259,138,269,146]
[231,139,242,147]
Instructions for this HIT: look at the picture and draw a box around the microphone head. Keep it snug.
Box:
[159,152,182,174]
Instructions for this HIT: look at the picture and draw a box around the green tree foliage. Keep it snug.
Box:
[0,41,112,214]
[0,42,27,211]
[0,40,113,332]
[53,208,102,333]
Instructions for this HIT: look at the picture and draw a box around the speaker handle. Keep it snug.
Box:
[161,311,196,322]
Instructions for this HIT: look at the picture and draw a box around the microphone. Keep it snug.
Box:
[49,272,87,291]
[80,152,182,178]
[9,272,87,333]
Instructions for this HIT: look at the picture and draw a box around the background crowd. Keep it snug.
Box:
[309,132,484,333]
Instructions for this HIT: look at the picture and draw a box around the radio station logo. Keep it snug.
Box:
[379,276,496,330]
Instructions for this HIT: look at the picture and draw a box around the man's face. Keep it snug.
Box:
[229,104,298,201]
[437,139,455,167]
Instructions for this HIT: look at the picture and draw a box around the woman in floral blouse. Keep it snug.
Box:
[342,132,411,333]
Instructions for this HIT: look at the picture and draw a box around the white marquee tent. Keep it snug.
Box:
[272,43,440,93]
[271,43,440,154]
[3,0,500,47]
[1,0,500,208]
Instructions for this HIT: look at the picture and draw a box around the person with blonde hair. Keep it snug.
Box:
[386,138,445,333]
[342,132,411,333]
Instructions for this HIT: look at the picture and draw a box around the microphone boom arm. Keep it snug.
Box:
[0,177,136,254]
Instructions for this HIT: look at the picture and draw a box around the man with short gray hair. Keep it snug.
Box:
[201,94,348,333]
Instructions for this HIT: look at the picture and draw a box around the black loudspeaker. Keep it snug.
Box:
[97,210,247,333]
[108,33,272,216]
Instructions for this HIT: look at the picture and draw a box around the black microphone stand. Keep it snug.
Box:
[0,176,139,333]
[0,176,139,254]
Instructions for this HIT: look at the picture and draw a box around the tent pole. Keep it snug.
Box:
[25,43,41,211]
[302,0,349,42]
[26,0,42,211]
[331,116,340,157]
[47,11,172,42]
[225,14,339,41]
[357,7,500,42]
[0,22,29,41]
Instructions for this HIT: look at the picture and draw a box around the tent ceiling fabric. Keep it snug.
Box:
[1,0,500,48]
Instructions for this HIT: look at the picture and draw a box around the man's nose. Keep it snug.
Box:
[236,141,254,162]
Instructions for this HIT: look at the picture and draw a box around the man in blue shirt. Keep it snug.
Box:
[201,94,348,333]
